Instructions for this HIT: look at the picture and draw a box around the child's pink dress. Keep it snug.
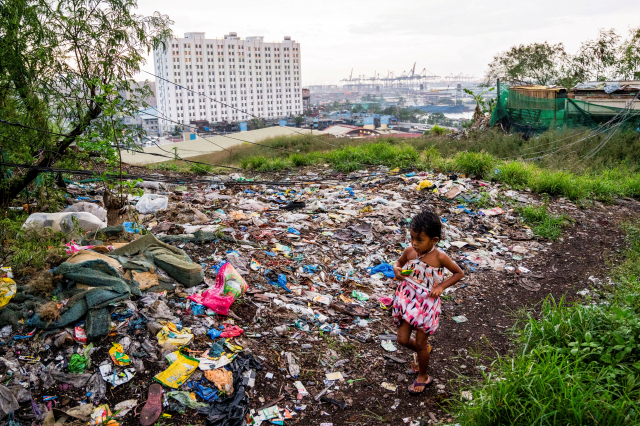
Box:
[392,257,445,334]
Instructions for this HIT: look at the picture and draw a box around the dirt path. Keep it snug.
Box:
[246,200,638,426]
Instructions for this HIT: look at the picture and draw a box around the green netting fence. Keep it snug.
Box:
[490,83,640,132]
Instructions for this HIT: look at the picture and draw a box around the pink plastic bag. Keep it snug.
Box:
[188,263,248,316]
[188,290,235,316]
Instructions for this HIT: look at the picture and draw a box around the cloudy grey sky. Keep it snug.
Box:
[136,0,640,85]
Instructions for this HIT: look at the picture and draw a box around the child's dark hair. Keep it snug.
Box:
[410,209,442,240]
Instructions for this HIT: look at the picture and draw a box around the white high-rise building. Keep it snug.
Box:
[152,32,302,135]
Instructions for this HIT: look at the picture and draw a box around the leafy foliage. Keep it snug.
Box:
[485,27,640,86]
[0,0,172,205]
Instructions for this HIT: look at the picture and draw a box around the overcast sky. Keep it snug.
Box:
[135,0,640,85]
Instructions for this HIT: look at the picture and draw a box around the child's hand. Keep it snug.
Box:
[429,285,444,298]
[393,265,404,280]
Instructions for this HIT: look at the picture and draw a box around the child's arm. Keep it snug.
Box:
[428,252,464,298]
[392,248,411,280]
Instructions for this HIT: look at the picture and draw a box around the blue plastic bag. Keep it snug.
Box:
[264,269,290,292]
[188,379,219,402]
[303,265,319,274]
[191,304,206,316]
[122,222,141,234]
[366,263,395,279]
[207,327,223,339]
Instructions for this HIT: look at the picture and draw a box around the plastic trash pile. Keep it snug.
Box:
[0,168,553,425]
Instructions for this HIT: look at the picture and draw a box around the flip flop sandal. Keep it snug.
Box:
[408,377,433,395]
[139,383,163,426]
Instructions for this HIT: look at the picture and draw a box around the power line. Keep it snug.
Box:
[144,69,341,147]
[0,119,69,137]
[0,159,412,186]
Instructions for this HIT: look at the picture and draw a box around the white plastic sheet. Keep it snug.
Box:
[135,194,168,214]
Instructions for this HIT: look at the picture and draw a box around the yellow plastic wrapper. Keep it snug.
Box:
[0,278,16,308]
[156,322,194,346]
[154,349,199,389]
[109,343,130,366]
[416,180,433,191]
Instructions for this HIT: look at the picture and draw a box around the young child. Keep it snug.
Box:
[392,209,464,395]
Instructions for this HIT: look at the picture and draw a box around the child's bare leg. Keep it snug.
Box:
[409,330,432,392]
[396,320,418,351]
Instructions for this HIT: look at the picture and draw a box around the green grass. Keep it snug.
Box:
[517,204,571,240]
[322,141,420,172]
[239,156,291,172]
[453,151,495,179]
[0,211,67,273]
[171,128,640,202]
[189,164,212,175]
[453,223,640,425]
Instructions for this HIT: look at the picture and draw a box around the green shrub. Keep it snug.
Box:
[529,169,587,200]
[240,156,269,170]
[428,125,449,136]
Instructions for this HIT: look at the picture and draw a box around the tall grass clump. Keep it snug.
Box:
[496,161,534,187]
[323,142,419,172]
[240,156,291,171]
[288,153,320,167]
[453,151,495,179]
[454,223,640,425]
[528,169,588,200]
[189,164,212,175]
[428,125,450,136]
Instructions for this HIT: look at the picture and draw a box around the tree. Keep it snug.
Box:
[0,0,172,206]
[485,42,568,86]
[485,28,640,88]
[620,27,640,80]
[249,117,264,130]
[171,125,182,136]
[571,29,622,82]
[294,116,303,127]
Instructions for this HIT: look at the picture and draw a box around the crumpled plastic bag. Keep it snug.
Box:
[135,194,168,214]
[23,212,106,233]
[109,343,130,366]
[188,263,248,316]
[167,391,209,409]
[366,263,396,279]
[0,278,16,309]
[0,383,19,419]
[416,180,433,191]
[64,202,107,223]
[205,368,234,394]
[188,379,219,402]
[68,354,89,373]
[154,349,199,389]
[157,323,194,346]
[196,353,263,425]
